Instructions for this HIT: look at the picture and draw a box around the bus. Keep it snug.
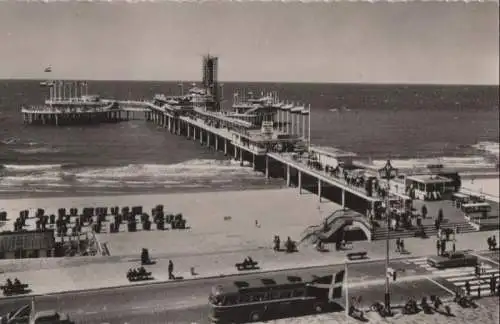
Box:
[208,270,345,323]
[461,202,492,218]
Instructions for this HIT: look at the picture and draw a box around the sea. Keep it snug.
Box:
[0,80,498,199]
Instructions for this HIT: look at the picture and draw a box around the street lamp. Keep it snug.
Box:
[344,257,350,320]
[380,160,395,315]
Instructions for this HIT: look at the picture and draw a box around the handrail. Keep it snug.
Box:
[299,209,372,244]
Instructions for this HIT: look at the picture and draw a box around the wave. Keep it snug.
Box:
[71,159,259,181]
[1,164,64,172]
[472,141,499,157]
[0,159,262,191]
[12,147,61,154]
[0,137,20,145]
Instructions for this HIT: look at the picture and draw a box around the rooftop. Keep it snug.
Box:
[310,145,357,158]
[406,174,453,184]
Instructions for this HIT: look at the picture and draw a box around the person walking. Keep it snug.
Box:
[168,260,175,280]
[436,240,441,256]
[465,280,471,296]
[396,238,401,253]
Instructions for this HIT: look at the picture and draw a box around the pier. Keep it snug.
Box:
[21,55,487,242]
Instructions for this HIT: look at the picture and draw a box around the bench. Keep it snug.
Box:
[235,261,259,271]
[1,284,29,296]
[346,251,367,261]
[126,272,153,282]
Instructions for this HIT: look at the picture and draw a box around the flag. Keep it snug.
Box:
[328,269,345,301]
[44,66,52,73]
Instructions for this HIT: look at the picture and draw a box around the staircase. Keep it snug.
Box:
[300,209,371,245]
[371,221,478,241]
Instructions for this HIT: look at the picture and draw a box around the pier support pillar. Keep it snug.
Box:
[265,155,269,179]
[55,115,59,126]
[200,130,204,144]
[298,171,302,194]
[286,165,290,187]
[318,179,322,202]
[207,133,211,148]
[234,147,238,160]
[341,189,346,208]
[168,117,172,132]
[215,136,219,151]
[187,125,191,139]
[224,139,228,155]
[177,119,181,135]
[240,149,244,166]
[252,154,256,170]
[194,127,198,141]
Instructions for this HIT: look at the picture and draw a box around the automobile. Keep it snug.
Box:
[426,251,478,269]
[0,305,73,324]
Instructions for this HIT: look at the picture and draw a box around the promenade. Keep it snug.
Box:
[257,297,500,324]
[0,228,497,296]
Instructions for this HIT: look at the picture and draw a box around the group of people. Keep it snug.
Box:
[436,238,455,256]
[462,274,498,297]
[3,278,23,290]
[395,238,406,253]
[273,235,296,253]
[127,267,149,278]
[241,257,256,267]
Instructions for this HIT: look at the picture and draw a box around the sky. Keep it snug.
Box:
[0,1,498,84]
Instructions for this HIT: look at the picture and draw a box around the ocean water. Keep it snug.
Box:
[0,80,498,199]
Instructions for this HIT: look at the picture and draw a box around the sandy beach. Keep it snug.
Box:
[0,188,342,257]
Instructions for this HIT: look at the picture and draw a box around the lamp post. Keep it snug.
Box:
[345,257,349,321]
[381,160,395,314]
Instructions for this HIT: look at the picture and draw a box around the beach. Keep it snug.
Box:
[0,187,342,257]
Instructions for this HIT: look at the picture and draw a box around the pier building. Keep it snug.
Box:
[21,80,129,126]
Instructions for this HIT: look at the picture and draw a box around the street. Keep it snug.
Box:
[0,257,454,323]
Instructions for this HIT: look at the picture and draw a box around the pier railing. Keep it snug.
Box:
[283,153,383,198]
[23,103,116,114]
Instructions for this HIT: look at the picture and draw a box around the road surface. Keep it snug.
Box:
[0,258,459,323]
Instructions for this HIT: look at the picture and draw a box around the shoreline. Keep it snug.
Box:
[0,180,286,201]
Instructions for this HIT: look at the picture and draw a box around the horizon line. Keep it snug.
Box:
[0,78,498,87]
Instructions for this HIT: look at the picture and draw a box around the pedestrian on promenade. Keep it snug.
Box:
[477,285,481,298]
[396,238,401,252]
[465,280,471,296]
[400,239,405,253]
[490,276,496,295]
[436,240,441,256]
[452,242,456,253]
[475,264,481,277]
[440,240,446,256]
[168,260,175,280]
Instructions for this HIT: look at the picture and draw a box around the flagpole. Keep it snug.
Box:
[345,258,349,321]
[308,104,312,151]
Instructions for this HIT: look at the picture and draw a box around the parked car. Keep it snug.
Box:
[427,251,478,269]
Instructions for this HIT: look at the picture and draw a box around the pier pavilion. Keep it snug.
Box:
[21,81,134,126]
